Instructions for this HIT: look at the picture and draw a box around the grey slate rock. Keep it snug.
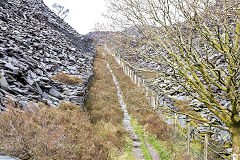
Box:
[0,155,20,160]
[0,76,9,90]
[0,0,96,109]
[49,87,61,98]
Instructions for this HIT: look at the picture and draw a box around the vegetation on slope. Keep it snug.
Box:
[0,102,103,160]
[0,47,130,160]
[51,72,83,85]
[104,48,191,159]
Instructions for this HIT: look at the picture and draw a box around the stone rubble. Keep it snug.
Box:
[0,0,96,110]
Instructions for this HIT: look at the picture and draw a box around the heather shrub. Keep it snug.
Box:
[0,103,106,160]
[51,72,83,85]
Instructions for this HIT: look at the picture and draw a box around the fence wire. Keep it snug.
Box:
[108,50,232,160]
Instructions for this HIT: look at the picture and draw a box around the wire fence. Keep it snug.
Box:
[106,47,232,160]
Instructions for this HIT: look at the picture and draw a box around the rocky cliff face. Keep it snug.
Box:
[0,0,96,110]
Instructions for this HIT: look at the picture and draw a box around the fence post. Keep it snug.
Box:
[204,133,208,160]
[132,71,134,82]
[151,93,156,109]
[174,113,178,130]
[155,95,158,108]
[134,74,137,84]
[130,70,132,80]
[142,79,145,86]
[131,71,133,81]
[145,87,149,98]
[138,77,141,87]
[174,113,178,142]
[162,101,167,121]
[187,120,191,156]
[118,56,121,64]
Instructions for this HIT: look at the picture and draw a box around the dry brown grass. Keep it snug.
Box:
[51,72,83,85]
[85,47,123,124]
[140,71,158,79]
[105,52,172,141]
[85,46,127,158]
[174,99,202,120]
[0,102,109,160]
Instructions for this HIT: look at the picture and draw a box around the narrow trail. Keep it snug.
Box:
[102,51,145,160]
[103,50,161,160]
[145,140,161,160]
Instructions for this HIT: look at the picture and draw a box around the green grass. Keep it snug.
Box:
[123,137,135,160]
[131,117,152,160]
[130,116,179,160]
[147,136,171,160]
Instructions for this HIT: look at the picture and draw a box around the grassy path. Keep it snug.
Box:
[85,46,188,159]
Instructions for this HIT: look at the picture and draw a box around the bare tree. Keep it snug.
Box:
[105,0,240,158]
[52,3,70,20]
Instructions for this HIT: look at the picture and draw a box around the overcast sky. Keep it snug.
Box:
[43,0,108,35]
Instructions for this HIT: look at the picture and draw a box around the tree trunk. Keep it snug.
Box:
[232,128,240,160]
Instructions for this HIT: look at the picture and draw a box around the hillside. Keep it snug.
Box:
[0,0,95,109]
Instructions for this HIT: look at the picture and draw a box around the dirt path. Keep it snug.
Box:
[103,49,163,160]
[145,140,161,160]
[102,51,145,160]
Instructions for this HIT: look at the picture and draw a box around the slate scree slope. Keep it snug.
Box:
[0,0,96,109]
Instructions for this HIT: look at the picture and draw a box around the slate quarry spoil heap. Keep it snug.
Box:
[0,0,96,109]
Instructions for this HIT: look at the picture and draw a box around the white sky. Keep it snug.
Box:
[43,0,108,35]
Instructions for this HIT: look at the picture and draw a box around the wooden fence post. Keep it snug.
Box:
[130,70,132,80]
[134,74,137,84]
[138,77,141,87]
[131,71,134,82]
[151,93,156,109]
[204,133,208,160]
[145,87,149,98]
[131,70,134,81]
[174,113,178,130]
[118,56,120,64]
[174,113,178,142]
[187,120,191,156]
[155,95,158,108]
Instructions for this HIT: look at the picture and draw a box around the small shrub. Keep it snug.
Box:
[141,114,171,141]
[51,72,83,85]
